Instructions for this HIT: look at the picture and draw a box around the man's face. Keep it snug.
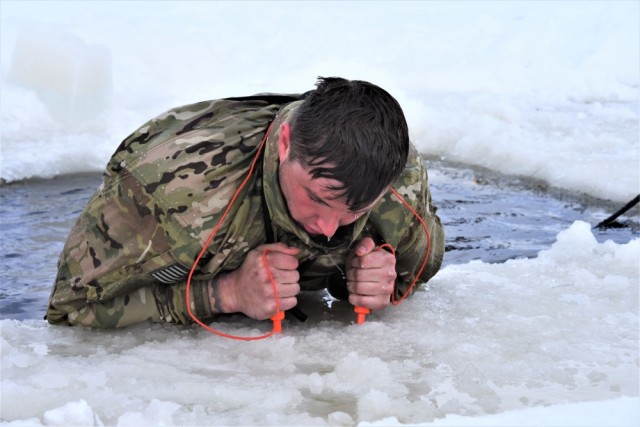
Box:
[278,158,371,239]
[277,122,382,239]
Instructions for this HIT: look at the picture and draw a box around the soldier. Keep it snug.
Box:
[46,77,445,328]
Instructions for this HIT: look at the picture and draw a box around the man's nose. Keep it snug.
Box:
[316,216,340,239]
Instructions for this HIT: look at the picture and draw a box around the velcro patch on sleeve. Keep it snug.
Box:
[150,263,191,284]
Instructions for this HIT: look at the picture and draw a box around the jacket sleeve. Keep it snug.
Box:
[46,275,213,328]
[44,156,217,327]
[43,156,250,328]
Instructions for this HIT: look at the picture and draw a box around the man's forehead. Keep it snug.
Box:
[308,178,347,203]
[313,180,382,213]
[298,160,384,212]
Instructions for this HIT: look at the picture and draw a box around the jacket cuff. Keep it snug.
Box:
[188,279,213,321]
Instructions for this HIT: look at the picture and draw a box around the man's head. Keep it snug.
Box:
[277,77,410,238]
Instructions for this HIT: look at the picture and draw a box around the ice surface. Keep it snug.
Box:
[362,396,640,426]
[1,222,638,425]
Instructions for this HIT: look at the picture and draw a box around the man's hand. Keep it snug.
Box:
[345,237,396,311]
[209,243,301,320]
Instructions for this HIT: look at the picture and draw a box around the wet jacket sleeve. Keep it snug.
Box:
[44,156,218,327]
[46,278,213,328]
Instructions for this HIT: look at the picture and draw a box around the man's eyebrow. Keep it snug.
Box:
[305,187,332,207]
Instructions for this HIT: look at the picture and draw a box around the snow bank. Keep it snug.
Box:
[1,2,638,202]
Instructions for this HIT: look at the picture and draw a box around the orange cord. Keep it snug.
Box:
[185,126,280,341]
[185,125,432,338]
[389,187,432,306]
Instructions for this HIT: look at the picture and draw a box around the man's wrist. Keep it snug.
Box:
[208,272,237,314]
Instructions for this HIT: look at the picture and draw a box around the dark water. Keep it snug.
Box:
[427,159,639,263]
[1,161,638,321]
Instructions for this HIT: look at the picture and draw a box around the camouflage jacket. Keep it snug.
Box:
[46,95,444,327]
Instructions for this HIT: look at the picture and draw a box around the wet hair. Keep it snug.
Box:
[289,77,409,212]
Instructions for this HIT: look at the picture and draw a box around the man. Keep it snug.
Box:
[46,77,445,328]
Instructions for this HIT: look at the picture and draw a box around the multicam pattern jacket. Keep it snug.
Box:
[46,94,445,327]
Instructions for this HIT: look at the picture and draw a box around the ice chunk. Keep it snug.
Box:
[42,400,97,426]
[9,27,112,125]
[115,399,181,426]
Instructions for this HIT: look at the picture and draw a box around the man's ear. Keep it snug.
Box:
[278,122,291,163]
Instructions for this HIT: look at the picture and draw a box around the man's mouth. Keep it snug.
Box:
[304,225,322,236]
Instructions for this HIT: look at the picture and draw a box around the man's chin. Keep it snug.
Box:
[298,222,322,237]
[299,223,326,241]
[309,233,329,244]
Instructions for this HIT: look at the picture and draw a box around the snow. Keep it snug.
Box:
[0,1,638,425]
